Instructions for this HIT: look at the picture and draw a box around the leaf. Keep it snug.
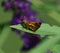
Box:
[52,44,60,53]
[0,49,4,53]
[28,34,60,53]
[0,25,11,48]
[48,11,60,23]
[10,23,60,37]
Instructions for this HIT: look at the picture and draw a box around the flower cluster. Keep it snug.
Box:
[1,0,42,52]
[21,32,42,51]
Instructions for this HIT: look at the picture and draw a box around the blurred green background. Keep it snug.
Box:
[0,0,60,53]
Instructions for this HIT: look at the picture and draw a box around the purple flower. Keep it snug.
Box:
[13,1,18,5]
[11,16,23,25]
[21,32,42,51]
[35,18,42,23]
[25,1,31,7]
[12,1,25,9]
[24,1,32,10]
[11,10,41,25]
[11,10,24,25]
[5,2,12,8]
[18,2,25,9]
[47,50,53,53]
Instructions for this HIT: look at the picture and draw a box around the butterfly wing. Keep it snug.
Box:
[22,19,41,32]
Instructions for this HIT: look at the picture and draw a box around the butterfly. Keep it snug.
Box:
[22,19,42,32]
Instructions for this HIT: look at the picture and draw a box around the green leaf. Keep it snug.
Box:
[10,23,60,37]
[28,34,60,53]
[52,44,60,53]
[0,25,11,48]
